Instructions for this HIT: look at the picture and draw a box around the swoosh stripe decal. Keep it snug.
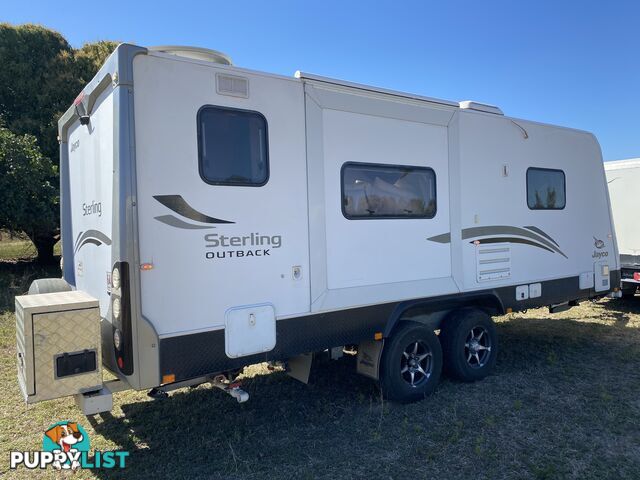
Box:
[73,229,112,253]
[426,232,451,243]
[77,238,102,250]
[154,215,216,230]
[74,230,85,251]
[469,237,555,254]
[427,225,567,258]
[461,226,567,258]
[154,195,234,224]
[523,226,560,248]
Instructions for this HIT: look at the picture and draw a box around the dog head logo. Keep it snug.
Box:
[42,421,90,470]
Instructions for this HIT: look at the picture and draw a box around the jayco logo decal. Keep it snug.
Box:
[592,237,608,258]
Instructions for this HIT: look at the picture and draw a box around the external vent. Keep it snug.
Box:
[216,74,249,98]
[476,242,511,282]
[460,101,504,115]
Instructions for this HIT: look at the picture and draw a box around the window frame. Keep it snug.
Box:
[340,161,437,220]
[526,167,566,211]
[196,105,270,187]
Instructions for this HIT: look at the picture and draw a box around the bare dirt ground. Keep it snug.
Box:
[1,258,639,479]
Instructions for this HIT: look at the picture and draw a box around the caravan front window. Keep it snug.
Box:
[341,163,436,219]
[197,106,269,186]
[527,167,566,210]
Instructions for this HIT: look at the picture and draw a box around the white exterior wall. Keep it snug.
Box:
[67,88,114,317]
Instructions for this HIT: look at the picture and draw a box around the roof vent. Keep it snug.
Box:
[149,46,232,65]
[459,101,503,115]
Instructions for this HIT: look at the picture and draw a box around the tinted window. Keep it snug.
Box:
[198,106,268,186]
[527,168,566,210]
[342,163,436,219]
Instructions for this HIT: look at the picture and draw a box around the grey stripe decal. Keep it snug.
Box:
[426,232,451,243]
[154,215,216,230]
[77,238,102,249]
[461,226,567,258]
[154,195,234,224]
[469,237,555,254]
[74,230,85,252]
[73,229,112,253]
[427,225,566,258]
[523,226,560,248]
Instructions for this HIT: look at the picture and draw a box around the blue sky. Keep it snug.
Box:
[4,0,639,161]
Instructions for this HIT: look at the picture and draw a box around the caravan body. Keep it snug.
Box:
[605,159,640,295]
[44,43,620,404]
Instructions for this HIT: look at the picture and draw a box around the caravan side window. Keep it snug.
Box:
[341,163,436,219]
[527,167,566,210]
[197,106,269,186]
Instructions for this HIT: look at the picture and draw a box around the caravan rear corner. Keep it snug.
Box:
[17,43,620,411]
[605,158,640,297]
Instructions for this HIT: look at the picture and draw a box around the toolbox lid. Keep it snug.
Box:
[15,290,99,314]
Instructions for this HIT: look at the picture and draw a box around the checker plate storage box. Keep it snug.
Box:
[15,291,102,404]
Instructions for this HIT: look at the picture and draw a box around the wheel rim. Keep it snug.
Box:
[464,326,492,369]
[400,340,433,387]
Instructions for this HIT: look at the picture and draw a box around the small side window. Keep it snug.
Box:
[527,167,566,210]
[197,106,269,186]
[341,163,437,219]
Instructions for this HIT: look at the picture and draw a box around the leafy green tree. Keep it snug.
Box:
[0,23,117,262]
[0,127,58,262]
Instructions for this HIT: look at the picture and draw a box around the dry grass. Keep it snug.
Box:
[0,231,61,262]
[0,255,639,479]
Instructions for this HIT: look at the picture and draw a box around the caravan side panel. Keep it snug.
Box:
[456,112,617,295]
[66,88,115,317]
[304,83,458,312]
[133,54,310,342]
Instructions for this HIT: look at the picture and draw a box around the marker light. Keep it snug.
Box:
[113,329,122,350]
[112,267,121,289]
[112,297,121,319]
[634,272,640,282]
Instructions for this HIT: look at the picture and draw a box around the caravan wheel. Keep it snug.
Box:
[440,309,498,382]
[379,322,442,403]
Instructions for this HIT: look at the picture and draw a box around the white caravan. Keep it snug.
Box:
[605,158,640,297]
[16,44,620,412]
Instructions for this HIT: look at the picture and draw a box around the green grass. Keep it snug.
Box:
[1,246,639,479]
[0,232,61,262]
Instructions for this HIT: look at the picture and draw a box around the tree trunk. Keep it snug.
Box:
[31,234,57,264]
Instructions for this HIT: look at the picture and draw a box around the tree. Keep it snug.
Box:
[0,127,58,263]
[0,23,117,262]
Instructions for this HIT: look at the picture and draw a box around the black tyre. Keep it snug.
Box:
[379,322,442,403]
[440,308,498,382]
